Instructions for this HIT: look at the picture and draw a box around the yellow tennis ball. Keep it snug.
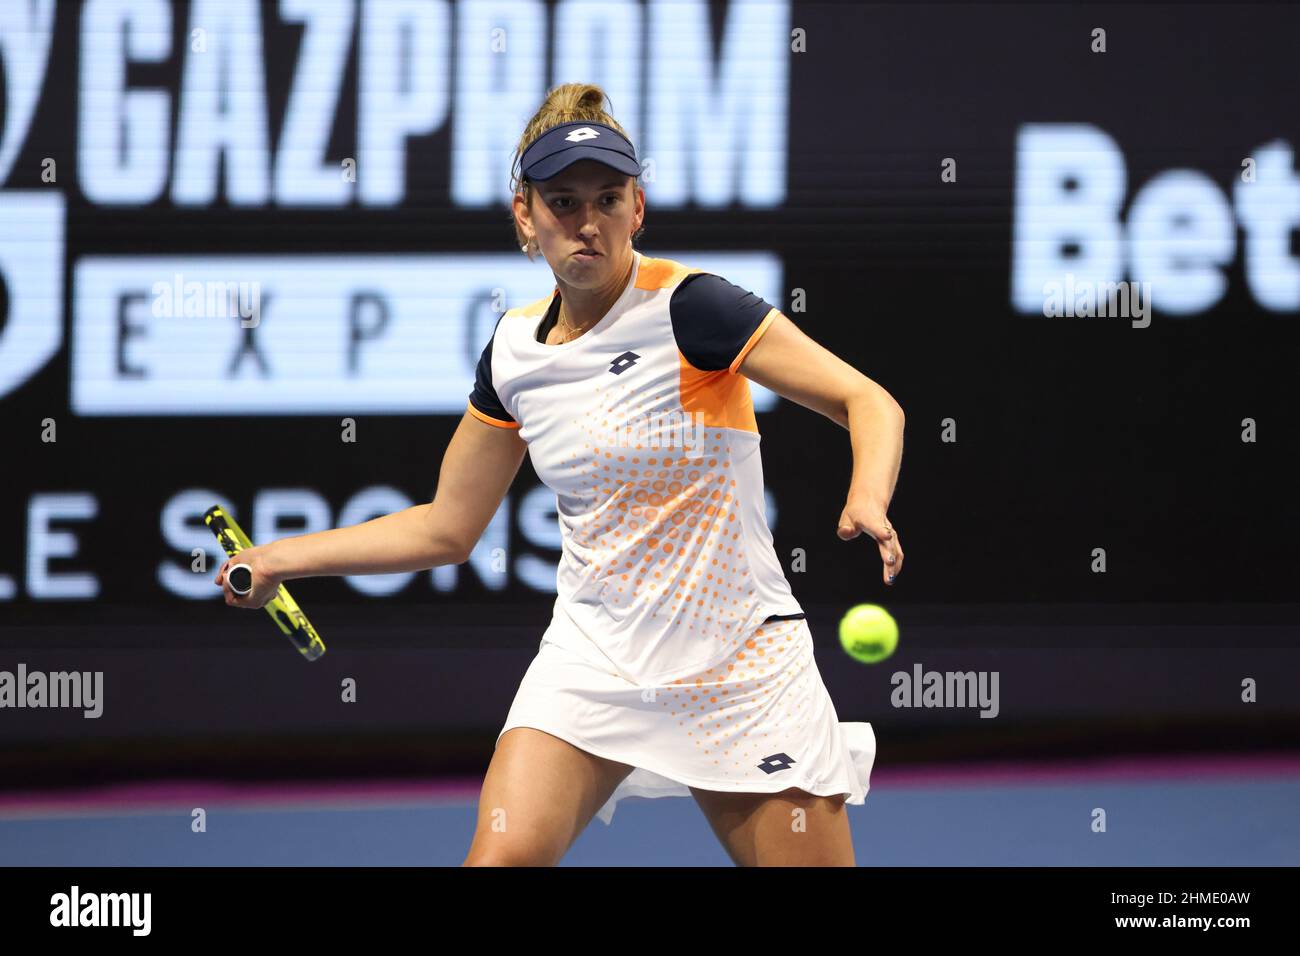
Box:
[838,604,898,664]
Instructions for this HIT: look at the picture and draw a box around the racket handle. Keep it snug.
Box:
[228,563,254,596]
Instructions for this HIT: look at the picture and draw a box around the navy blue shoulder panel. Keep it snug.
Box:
[467,323,516,424]
[669,272,777,372]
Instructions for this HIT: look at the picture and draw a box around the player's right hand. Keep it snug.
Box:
[215,546,280,609]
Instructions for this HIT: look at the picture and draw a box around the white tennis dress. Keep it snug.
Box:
[469,249,876,825]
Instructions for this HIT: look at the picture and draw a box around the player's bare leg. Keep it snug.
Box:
[462,727,635,866]
[690,785,856,866]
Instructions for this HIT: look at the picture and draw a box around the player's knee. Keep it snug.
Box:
[461,840,558,867]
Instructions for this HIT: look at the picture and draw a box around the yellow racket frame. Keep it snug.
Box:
[204,505,326,661]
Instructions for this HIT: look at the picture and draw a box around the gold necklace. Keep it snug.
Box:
[555,304,589,343]
[553,257,633,343]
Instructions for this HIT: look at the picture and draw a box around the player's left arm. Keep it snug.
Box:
[738,311,905,585]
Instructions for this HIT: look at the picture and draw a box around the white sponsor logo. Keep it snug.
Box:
[0,193,64,397]
[1013,123,1300,316]
[70,252,783,414]
[67,0,788,207]
[0,0,56,184]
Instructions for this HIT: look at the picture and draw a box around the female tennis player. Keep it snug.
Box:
[215,83,905,867]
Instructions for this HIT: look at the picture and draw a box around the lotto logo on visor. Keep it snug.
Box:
[521,121,641,181]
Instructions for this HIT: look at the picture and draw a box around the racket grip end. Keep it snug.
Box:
[228,563,254,596]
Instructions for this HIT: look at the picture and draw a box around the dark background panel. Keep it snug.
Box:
[0,1,1296,771]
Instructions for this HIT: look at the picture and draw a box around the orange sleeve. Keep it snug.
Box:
[467,400,520,429]
[728,307,781,374]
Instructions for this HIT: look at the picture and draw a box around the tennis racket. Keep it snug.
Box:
[204,504,326,661]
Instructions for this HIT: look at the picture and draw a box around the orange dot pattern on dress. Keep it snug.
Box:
[567,376,760,661]
[479,251,806,686]
[658,617,816,776]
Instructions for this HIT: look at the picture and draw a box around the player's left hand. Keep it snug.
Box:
[836,499,902,586]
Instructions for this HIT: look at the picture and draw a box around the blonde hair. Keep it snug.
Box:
[510,83,644,259]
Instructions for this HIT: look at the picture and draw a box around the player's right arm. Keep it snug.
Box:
[216,413,527,605]
[419,410,529,567]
